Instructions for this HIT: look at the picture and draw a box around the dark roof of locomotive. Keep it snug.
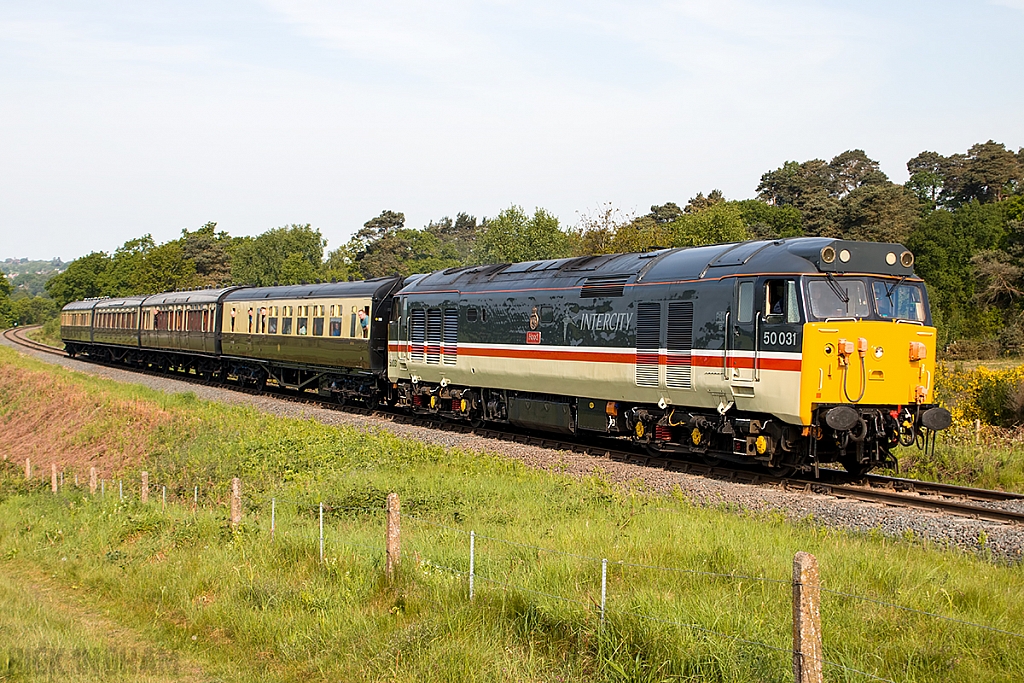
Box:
[398,238,918,294]
[222,276,402,302]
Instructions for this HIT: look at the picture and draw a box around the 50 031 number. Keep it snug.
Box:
[763,330,798,346]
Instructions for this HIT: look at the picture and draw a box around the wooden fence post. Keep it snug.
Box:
[793,551,823,683]
[141,471,149,503]
[51,464,57,494]
[25,457,31,481]
[231,478,241,529]
[89,467,97,495]
[386,493,400,581]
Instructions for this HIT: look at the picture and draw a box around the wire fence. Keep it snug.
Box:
[7,461,1024,682]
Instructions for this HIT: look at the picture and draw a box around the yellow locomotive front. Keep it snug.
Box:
[794,244,951,474]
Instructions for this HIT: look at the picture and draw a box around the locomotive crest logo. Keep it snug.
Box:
[529,307,540,330]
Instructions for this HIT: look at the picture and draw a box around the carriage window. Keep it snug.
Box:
[268,317,278,334]
[297,317,308,335]
[313,317,324,336]
[330,318,342,336]
[737,281,754,323]
[282,317,293,335]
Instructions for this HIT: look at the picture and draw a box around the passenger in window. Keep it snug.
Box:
[248,308,253,333]
[359,308,370,338]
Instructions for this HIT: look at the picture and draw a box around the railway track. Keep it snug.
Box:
[5,326,1024,526]
[2,325,64,355]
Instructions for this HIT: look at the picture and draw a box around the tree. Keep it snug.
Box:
[424,212,479,263]
[0,275,12,327]
[133,241,198,293]
[838,183,919,244]
[106,235,156,295]
[181,222,233,286]
[471,206,571,264]
[570,203,637,256]
[230,224,326,286]
[828,150,882,198]
[44,252,113,307]
[649,202,684,224]
[323,244,357,282]
[670,203,749,247]
[906,151,947,205]
[958,140,1022,204]
[10,295,58,325]
[608,215,675,254]
[684,190,725,214]
[734,200,804,239]
[971,250,1024,306]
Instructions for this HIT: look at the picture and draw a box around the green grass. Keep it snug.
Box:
[24,318,64,349]
[885,440,1024,493]
[2,347,1024,681]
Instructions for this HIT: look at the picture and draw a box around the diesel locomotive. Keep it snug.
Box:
[60,237,952,476]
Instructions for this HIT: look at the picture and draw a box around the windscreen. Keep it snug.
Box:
[872,281,926,322]
[806,279,871,319]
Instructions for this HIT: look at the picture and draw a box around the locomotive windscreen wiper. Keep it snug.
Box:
[826,273,849,303]
[885,275,907,300]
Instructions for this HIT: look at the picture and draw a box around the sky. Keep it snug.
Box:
[1,1,1022,261]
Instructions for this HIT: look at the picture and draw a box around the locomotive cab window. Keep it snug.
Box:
[806,278,870,320]
[737,281,755,323]
[872,281,926,322]
[764,279,801,324]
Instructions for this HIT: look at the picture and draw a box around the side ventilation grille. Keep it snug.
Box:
[666,302,694,389]
[410,309,425,363]
[635,302,661,387]
[581,275,629,298]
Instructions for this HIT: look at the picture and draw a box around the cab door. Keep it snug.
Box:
[731,279,758,384]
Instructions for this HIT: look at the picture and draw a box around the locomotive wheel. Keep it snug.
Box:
[767,464,796,478]
[701,453,721,467]
[841,457,871,478]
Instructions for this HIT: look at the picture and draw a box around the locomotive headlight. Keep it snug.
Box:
[885,252,897,266]
[839,249,851,263]
[900,251,914,267]
[874,346,884,359]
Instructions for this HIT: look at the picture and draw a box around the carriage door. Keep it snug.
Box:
[731,280,758,384]
[390,297,409,366]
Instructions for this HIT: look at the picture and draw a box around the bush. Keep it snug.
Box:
[935,362,1024,427]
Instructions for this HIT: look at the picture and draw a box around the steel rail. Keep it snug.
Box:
[5,328,1024,525]
[2,326,65,356]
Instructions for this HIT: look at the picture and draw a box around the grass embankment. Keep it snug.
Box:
[2,347,1024,681]
[23,318,64,349]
